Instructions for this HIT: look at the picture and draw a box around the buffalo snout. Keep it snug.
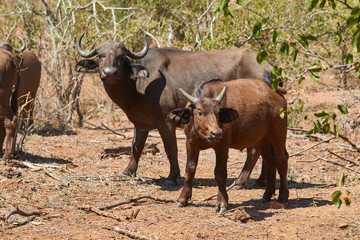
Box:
[209,128,223,141]
[101,67,119,80]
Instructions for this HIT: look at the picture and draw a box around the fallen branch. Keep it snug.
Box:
[101,123,126,138]
[105,226,152,240]
[289,128,360,154]
[290,136,336,157]
[1,206,41,223]
[297,157,357,172]
[100,195,175,210]
[328,150,359,166]
[79,205,126,221]
[203,181,238,202]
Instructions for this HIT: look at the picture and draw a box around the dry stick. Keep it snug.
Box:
[203,181,238,202]
[1,207,41,223]
[290,136,336,157]
[297,157,357,172]
[328,150,359,166]
[100,123,126,138]
[79,205,125,222]
[100,195,175,211]
[105,226,152,240]
[289,128,360,154]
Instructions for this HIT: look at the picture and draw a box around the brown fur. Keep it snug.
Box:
[168,79,289,211]
[0,48,20,163]
[75,36,282,185]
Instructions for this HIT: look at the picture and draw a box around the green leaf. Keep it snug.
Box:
[339,172,345,186]
[256,50,268,65]
[352,32,360,52]
[291,49,298,62]
[309,71,320,81]
[221,0,230,9]
[308,65,322,72]
[309,0,319,10]
[298,76,305,84]
[253,21,262,37]
[272,30,278,43]
[337,105,348,114]
[298,34,309,48]
[336,31,342,45]
[279,108,286,119]
[228,6,235,18]
[344,197,351,207]
[314,110,327,117]
[314,120,321,133]
[333,198,342,209]
[223,5,231,17]
[351,6,360,17]
[345,53,353,64]
[322,123,330,133]
[319,0,326,8]
[347,16,358,28]
[306,34,318,41]
[328,0,336,9]
[334,124,339,137]
[276,29,285,40]
[332,190,342,203]
[306,128,314,134]
[271,78,280,92]
[280,42,289,57]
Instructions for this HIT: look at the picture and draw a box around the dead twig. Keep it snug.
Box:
[297,157,357,172]
[79,205,126,221]
[1,206,41,223]
[101,123,126,138]
[290,136,336,157]
[203,181,238,202]
[100,195,175,210]
[105,226,152,240]
[328,150,359,166]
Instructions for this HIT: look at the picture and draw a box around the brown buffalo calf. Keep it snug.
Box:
[167,78,289,213]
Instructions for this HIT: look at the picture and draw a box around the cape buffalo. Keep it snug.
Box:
[168,78,288,212]
[0,41,24,162]
[0,40,41,128]
[75,34,274,185]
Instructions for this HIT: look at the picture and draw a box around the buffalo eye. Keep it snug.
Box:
[197,110,203,117]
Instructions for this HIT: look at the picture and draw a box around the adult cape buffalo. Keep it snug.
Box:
[75,34,271,185]
[0,39,27,162]
[0,40,41,128]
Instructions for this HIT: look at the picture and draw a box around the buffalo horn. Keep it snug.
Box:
[214,86,227,103]
[125,35,149,59]
[77,33,97,58]
[14,37,26,52]
[179,88,198,104]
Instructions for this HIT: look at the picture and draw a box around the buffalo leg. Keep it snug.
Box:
[233,145,261,188]
[176,140,199,207]
[122,127,149,176]
[214,147,229,213]
[158,122,180,185]
[2,116,17,164]
[258,141,276,202]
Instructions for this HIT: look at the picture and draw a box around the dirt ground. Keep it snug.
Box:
[0,79,360,240]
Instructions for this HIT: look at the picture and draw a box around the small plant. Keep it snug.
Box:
[332,172,354,209]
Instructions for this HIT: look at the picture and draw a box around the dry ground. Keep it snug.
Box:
[0,78,359,240]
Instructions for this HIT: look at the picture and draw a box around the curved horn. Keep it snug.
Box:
[77,33,97,58]
[179,88,198,105]
[125,35,149,59]
[14,37,26,52]
[215,86,227,103]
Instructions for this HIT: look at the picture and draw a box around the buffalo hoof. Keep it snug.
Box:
[231,184,245,190]
[214,206,227,214]
[174,202,185,208]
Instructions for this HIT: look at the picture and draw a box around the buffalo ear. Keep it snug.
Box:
[167,108,191,124]
[75,59,99,73]
[219,107,238,123]
[130,63,150,79]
